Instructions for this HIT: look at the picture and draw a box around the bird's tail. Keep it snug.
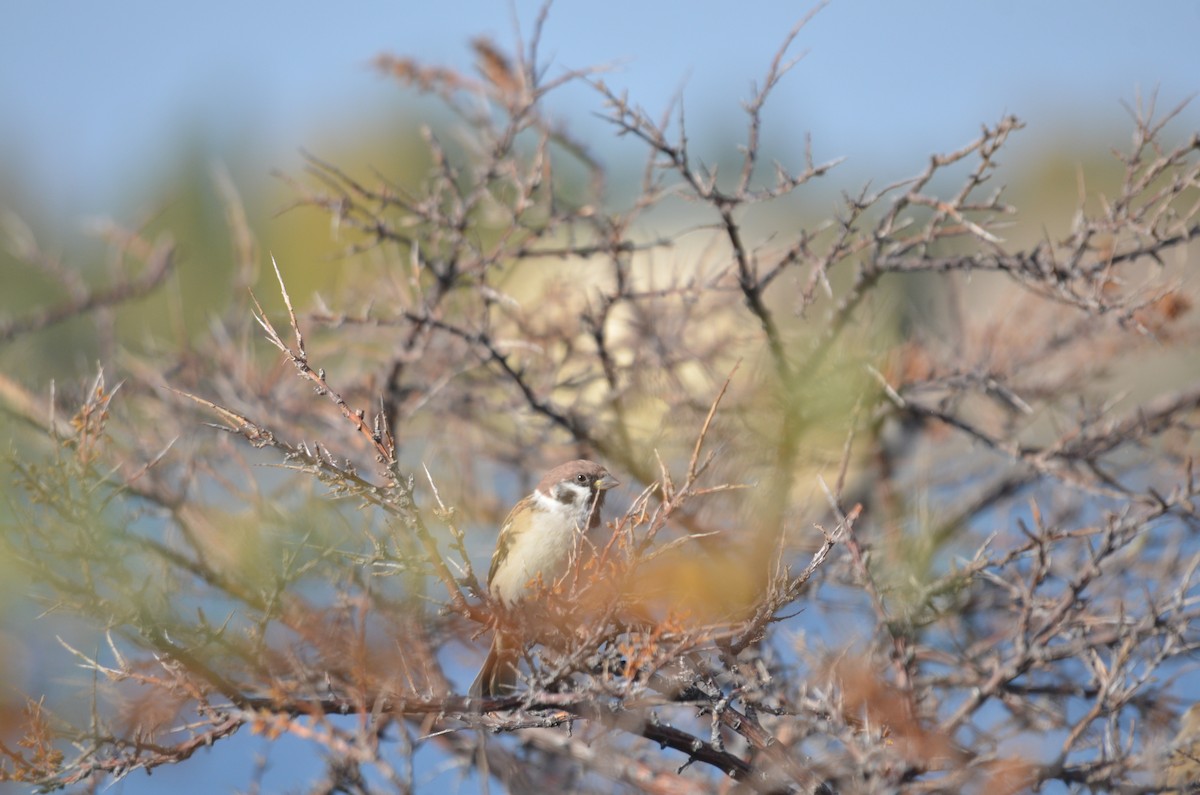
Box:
[470,634,520,698]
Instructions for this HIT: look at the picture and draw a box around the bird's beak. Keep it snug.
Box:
[595,473,620,491]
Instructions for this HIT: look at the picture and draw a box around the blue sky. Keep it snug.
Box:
[3,1,1199,220]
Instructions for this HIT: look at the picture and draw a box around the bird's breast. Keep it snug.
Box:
[489,509,584,606]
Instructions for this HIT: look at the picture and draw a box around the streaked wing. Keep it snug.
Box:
[487,495,533,586]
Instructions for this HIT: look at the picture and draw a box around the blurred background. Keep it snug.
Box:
[5,1,1200,223]
[3,1,1199,792]
[4,0,1198,386]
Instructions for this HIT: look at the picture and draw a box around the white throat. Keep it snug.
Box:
[532,482,597,530]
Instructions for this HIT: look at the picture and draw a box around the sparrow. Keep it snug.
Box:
[470,459,619,698]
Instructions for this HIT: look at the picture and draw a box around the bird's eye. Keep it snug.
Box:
[576,473,588,483]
